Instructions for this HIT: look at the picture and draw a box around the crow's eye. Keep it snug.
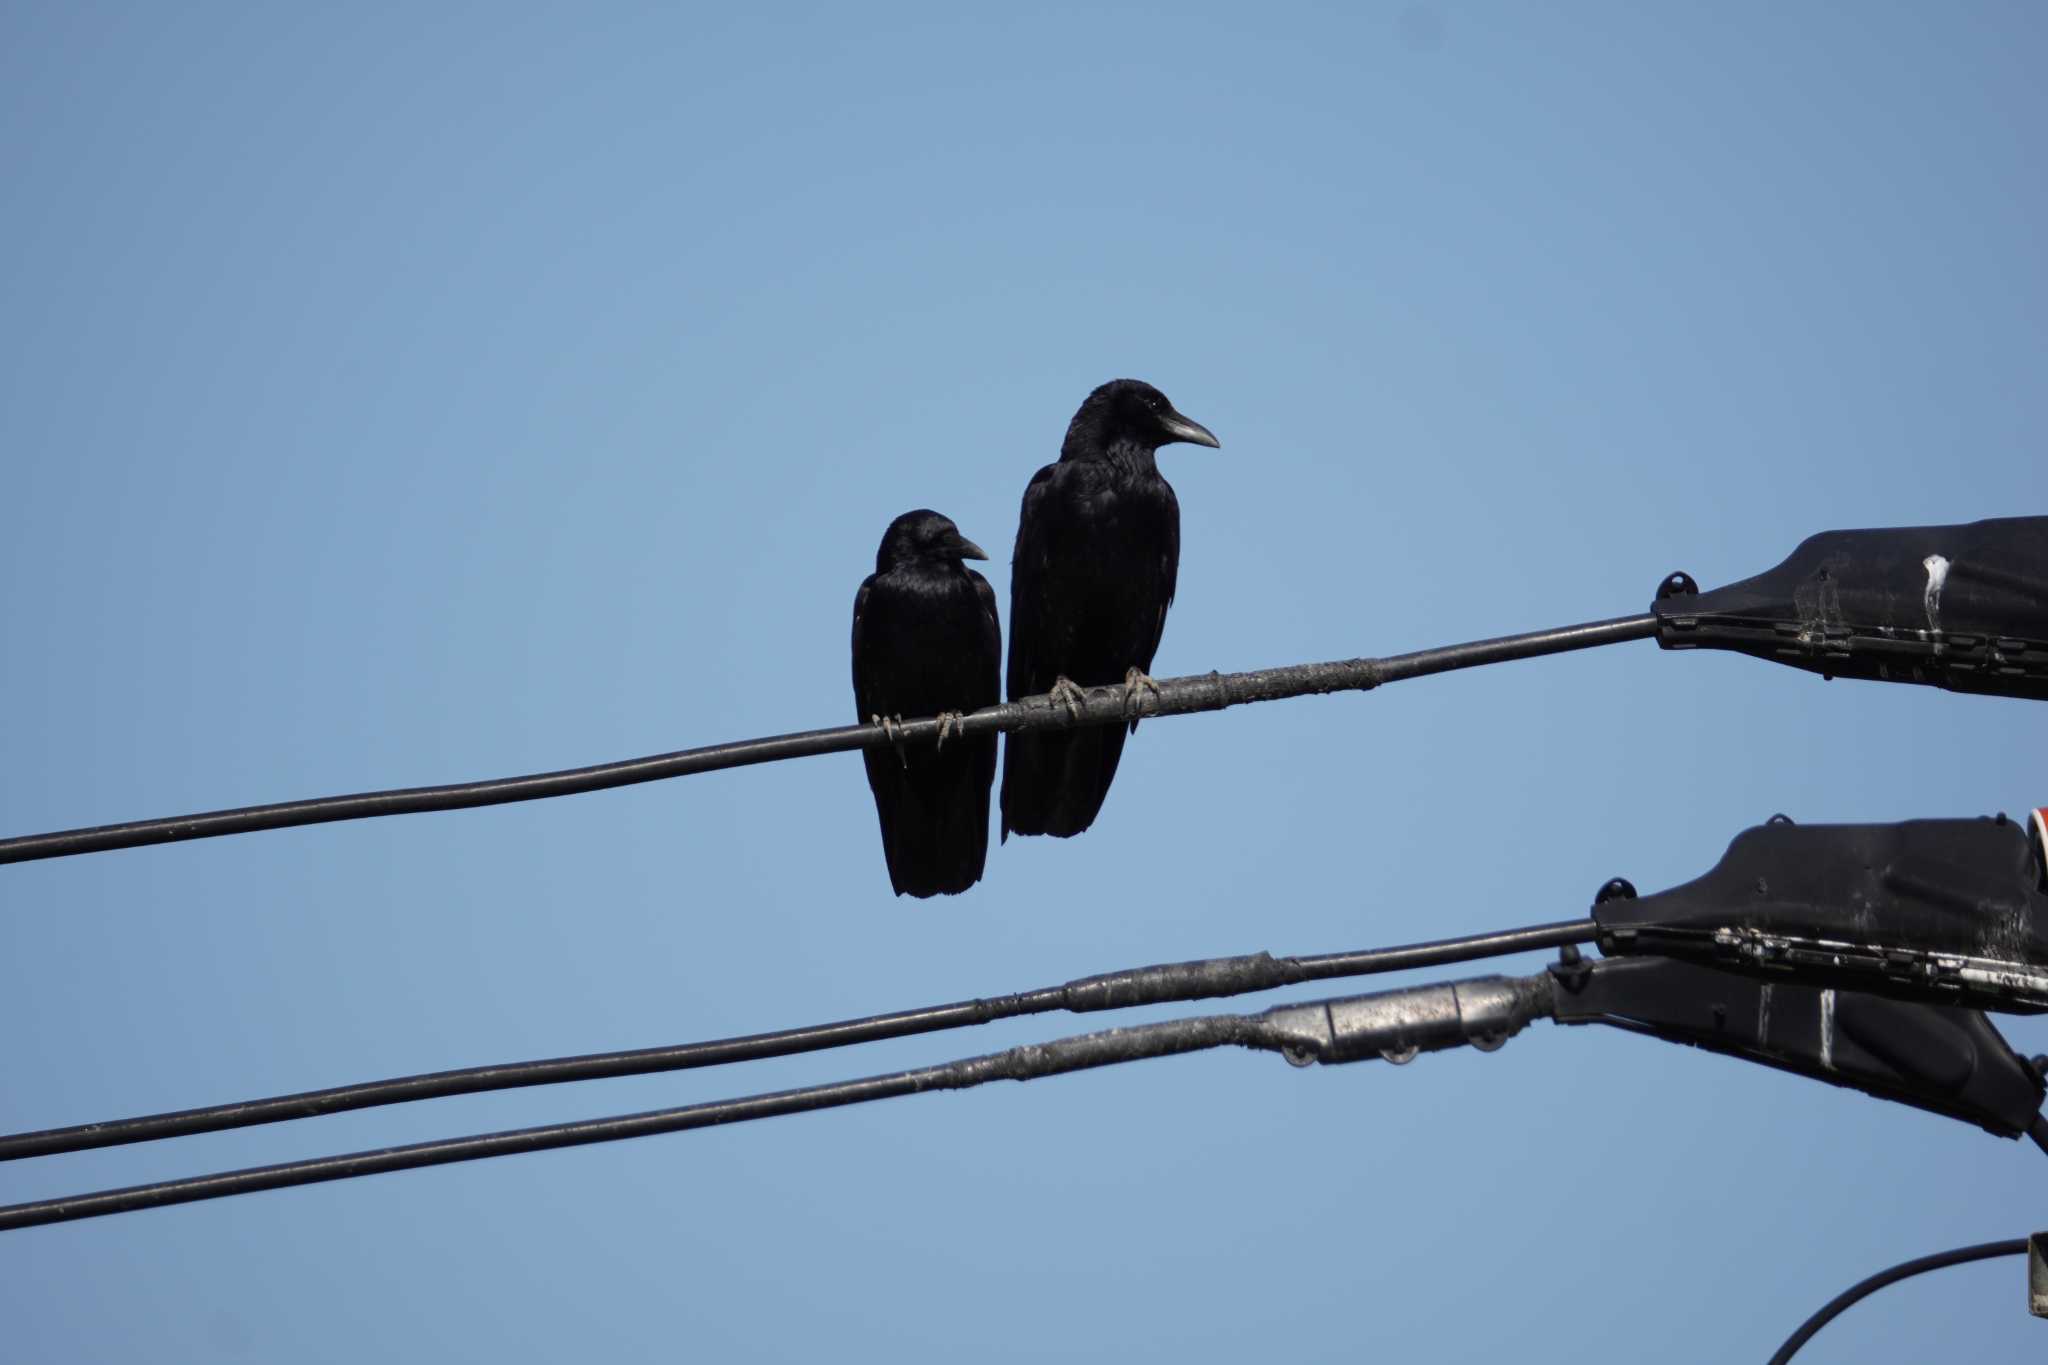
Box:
[1145,394,1164,411]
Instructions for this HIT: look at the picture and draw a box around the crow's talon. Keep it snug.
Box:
[1122,667,1163,721]
[871,713,909,767]
[935,711,963,750]
[1048,676,1087,723]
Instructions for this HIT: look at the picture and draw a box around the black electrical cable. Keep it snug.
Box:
[0,970,1560,1231]
[0,919,1597,1161]
[1767,1238,2027,1364]
[0,615,1656,865]
[0,1010,1296,1230]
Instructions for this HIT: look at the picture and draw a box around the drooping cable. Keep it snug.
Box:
[1767,1238,2027,1364]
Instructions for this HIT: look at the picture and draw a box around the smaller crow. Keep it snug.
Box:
[851,510,1002,898]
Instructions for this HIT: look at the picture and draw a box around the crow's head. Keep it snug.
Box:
[1062,379,1220,460]
[876,509,989,573]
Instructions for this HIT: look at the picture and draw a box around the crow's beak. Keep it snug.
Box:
[952,535,990,561]
[1159,410,1221,449]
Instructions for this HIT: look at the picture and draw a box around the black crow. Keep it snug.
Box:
[852,509,1002,897]
[1000,379,1219,840]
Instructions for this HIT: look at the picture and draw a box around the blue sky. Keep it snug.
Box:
[3,3,2045,1360]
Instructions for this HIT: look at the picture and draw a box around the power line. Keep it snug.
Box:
[1768,1238,2028,1364]
[0,1018,1265,1231]
[0,614,1656,865]
[4,953,2034,1232]
[0,973,1555,1230]
[0,920,1596,1160]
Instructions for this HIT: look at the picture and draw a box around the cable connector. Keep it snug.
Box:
[1260,974,1552,1067]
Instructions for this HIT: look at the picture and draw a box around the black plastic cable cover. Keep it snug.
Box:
[1594,814,2048,1014]
[1552,955,2045,1138]
[1655,515,2048,699]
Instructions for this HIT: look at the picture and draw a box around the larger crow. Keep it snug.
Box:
[852,509,1002,897]
[1000,379,1219,840]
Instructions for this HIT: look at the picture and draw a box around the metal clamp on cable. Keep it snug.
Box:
[1260,974,1552,1067]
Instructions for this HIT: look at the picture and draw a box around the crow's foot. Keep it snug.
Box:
[1122,667,1163,721]
[935,711,964,751]
[870,713,909,768]
[1048,676,1087,723]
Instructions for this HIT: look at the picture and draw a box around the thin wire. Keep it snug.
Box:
[0,614,1657,864]
[0,919,1597,1160]
[0,1008,1304,1231]
[1767,1239,2027,1364]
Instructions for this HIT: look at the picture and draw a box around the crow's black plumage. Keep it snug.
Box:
[851,509,1002,897]
[1000,379,1219,840]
